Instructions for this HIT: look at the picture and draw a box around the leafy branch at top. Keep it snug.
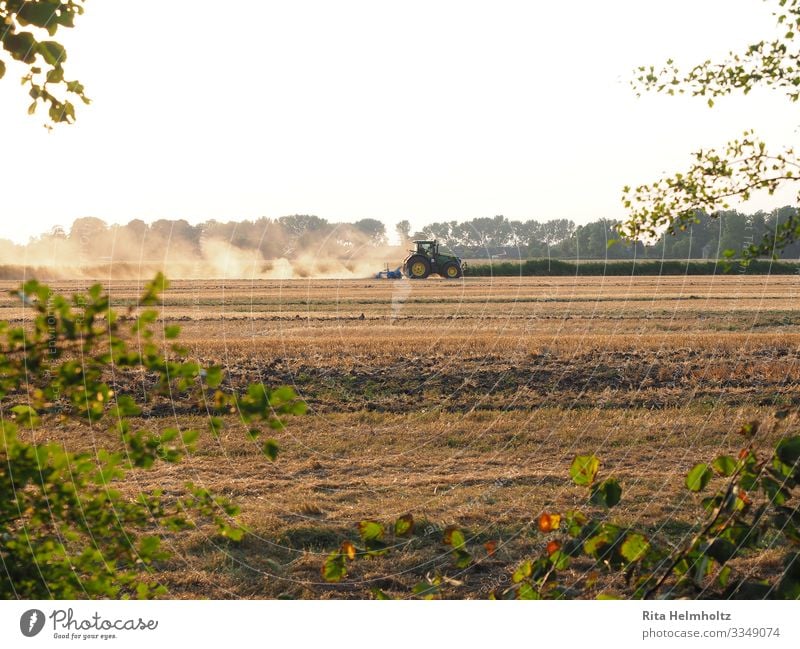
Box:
[623,0,800,259]
[0,0,90,125]
[620,133,800,260]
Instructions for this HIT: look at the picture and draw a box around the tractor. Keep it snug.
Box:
[403,240,465,279]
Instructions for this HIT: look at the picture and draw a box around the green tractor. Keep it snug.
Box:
[403,240,465,279]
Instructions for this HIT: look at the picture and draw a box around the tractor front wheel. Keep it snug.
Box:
[406,256,431,279]
[442,262,463,279]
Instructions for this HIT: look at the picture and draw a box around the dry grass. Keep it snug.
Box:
[7,275,800,598]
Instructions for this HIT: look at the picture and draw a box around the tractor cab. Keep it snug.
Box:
[413,240,438,257]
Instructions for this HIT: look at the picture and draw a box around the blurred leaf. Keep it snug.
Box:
[452,548,472,568]
[340,541,357,561]
[321,551,347,583]
[686,463,713,492]
[620,533,650,562]
[38,40,66,65]
[512,561,532,583]
[711,455,738,477]
[164,325,180,339]
[358,520,385,542]
[570,454,600,486]
[443,526,466,549]
[262,439,279,461]
[394,514,414,537]
[517,582,540,599]
[538,512,561,532]
[776,436,800,468]
[590,478,622,508]
[738,420,760,437]
[412,579,440,600]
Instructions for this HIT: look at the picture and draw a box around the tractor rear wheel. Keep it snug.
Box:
[442,262,462,279]
[406,255,430,279]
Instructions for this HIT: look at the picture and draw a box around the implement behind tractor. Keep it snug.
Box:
[375,265,403,279]
[403,240,465,279]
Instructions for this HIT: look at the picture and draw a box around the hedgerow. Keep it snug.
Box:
[0,275,304,598]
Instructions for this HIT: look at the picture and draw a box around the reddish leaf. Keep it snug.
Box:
[538,512,561,533]
[340,541,356,561]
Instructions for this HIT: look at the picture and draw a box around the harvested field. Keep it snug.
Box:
[4,275,800,598]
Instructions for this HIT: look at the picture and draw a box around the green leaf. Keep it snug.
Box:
[204,365,223,388]
[270,385,297,405]
[589,477,622,508]
[364,538,389,557]
[358,520,385,541]
[711,455,738,477]
[5,32,37,64]
[512,561,532,583]
[371,588,394,600]
[412,580,440,600]
[17,4,58,29]
[776,436,800,468]
[620,533,650,562]
[394,514,414,537]
[164,324,180,339]
[38,41,67,65]
[181,429,199,446]
[685,463,713,492]
[262,438,279,461]
[517,582,540,599]
[452,548,472,568]
[11,404,40,427]
[208,416,224,436]
[570,454,600,486]
[443,527,466,549]
[565,510,588,537]
[220,524,244,541]
[321,551,347,583]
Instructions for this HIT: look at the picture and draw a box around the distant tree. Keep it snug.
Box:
[68,216,107,242]
[279,215,329,239]
[353,218,387,245]
[541,219,575,249]
[395,220,411,244]
[124,219,148,241]
[422,221,458,247]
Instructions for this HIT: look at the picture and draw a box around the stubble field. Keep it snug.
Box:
[4,274,800,598]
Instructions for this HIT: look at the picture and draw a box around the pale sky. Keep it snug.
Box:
[1,0,799,244]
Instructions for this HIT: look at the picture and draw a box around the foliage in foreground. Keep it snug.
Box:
[0,275,304,597]
[324,419,800,599]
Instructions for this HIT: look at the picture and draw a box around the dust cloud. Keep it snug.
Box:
[0,218,408,280]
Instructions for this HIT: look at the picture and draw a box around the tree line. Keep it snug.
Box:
[415,207,800,260]
[3,208,799,263]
